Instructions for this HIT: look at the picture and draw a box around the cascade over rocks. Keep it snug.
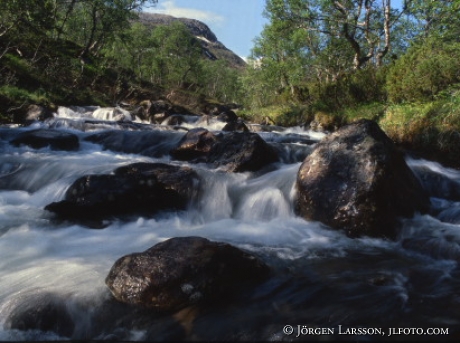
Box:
[45,163,199,221]
[170,130,279,172]
[10,129,79,151]
[295,119,430,239]
[105,236,271,312]
[410,165,460,202]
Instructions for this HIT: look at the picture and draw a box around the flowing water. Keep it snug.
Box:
[0,108,460,341]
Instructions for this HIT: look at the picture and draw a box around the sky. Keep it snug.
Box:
[145,0,268,60]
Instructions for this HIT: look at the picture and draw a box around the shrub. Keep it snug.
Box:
[386,39,460,103]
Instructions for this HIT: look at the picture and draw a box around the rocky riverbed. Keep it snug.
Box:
[1,106,460,341]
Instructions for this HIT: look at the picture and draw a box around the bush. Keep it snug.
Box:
[386,39,460,103]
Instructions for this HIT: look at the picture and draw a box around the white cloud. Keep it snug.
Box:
[149,0,225,25]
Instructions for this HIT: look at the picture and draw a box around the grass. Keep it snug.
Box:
[243,92,460,168]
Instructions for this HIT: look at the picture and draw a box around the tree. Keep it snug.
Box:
[60,0,157,58]
[263,0,411,71]
[386,38,460,102]
[406,0,460,40]
[149,22,203,88]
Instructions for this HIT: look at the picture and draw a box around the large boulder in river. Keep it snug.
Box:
[10,129,79,151]
[45,163,199,221]
[295,120,430,239]
[105,236,271,312]
[170,130,278,172]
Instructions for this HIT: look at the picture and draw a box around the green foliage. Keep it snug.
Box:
[386,39,460,103]
[342,102,386,122]
[0,85,49,104]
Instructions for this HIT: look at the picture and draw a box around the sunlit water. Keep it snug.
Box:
[0,109,460,341]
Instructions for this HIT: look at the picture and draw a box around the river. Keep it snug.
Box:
[0,107,459,341]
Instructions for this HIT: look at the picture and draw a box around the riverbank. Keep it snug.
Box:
[242,98,460,170]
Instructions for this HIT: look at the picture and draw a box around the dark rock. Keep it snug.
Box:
[45,163,200,221]
[10,129,79,151]
[170,130,278,173]
[170,128,218,161]
[5,292,74,338]
[162,114,185,126]
[207,132,279,172]
[114,162,200,201]
[216,110,238,123]
[105,236,271,312]
[222,121,249,132]
[138,99,179,123]
[295,120,430,239]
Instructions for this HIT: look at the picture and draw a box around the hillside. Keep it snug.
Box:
[138,12,246,69]
[0,8,246,123]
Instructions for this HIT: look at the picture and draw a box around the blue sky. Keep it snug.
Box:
[145,0,268,59]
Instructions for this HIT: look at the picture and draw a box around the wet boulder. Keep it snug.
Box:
[162,114,186,126]
[114,162,200,200]
[10,129,79,151]
[105,236,271,312]
[170,130,278,172]
[216,110,238,123]
[45,163,199,221]
[295,119,430,239]
[207,132,278,172]
[222,121,249,132]
[170,128,218,161]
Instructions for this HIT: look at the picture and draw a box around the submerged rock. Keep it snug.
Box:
[105,236,271,312]
[84,130,183,157]
[4,292,74,338]
[295,119,430,239]
[10,129,79,151]
[45,163,199,221]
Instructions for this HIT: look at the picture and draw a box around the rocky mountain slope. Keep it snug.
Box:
[138,12,246,68]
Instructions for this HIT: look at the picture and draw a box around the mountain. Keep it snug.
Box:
[138,12,246,69]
